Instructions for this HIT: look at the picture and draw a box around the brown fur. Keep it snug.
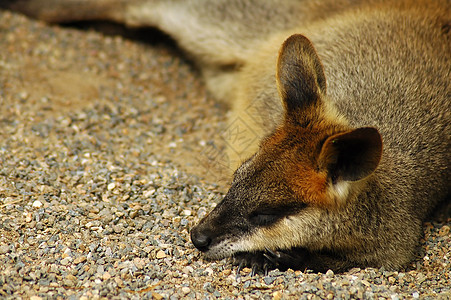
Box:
[5,0,449,272]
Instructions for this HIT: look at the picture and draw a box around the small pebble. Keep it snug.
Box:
[32,200,43,208]
[181,287,191,295]
[102,272,111,281]
[107,183,116,190]
[74,256,87,264]
[143,189,156,198]
[438,225,449,236]
[272,291,282,300]
[0,245,10,254]
[156,250,166,259]
[325,269,334,278]
[61,257,72,266]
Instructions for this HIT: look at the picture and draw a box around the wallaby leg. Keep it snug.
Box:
[4,0,311,66]
[2,0,132,24]
[121,0,371,67]
[123,0,311,66]
[4,0,317,102]
[3,0,363,102]
[4,0,296,99]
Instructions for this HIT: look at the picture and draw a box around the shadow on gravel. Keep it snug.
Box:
[428,198,451,223]
[65,21,190,62]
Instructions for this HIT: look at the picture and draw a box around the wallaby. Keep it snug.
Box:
[4,0,449,272]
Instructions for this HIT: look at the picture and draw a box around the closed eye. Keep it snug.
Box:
[249,203,307,227]
[249,213,280,226]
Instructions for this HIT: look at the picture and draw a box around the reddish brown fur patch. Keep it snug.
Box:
[258,119,345,208]
[286,165,329,207]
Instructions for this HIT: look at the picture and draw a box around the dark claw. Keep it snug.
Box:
[236,261,243,279]
[251,265,258,277]
[237,261,243,273]
[263,253,279,265]
[264,264,269,276]
[265,247,281,258]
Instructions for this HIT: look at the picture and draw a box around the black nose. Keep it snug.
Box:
[190,226,212,251]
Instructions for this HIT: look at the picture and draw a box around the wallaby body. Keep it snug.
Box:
[5,0,450,272]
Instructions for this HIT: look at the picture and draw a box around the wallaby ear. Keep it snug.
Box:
[318,127,383,182]
[276,34,327,115]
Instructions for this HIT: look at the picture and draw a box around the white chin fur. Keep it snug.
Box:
[202,239,252,260]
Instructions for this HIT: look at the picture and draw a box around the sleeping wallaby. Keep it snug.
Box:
[4,0,449,272]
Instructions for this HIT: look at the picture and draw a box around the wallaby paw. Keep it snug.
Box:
[232,251,271,276]
[232,248,309,276]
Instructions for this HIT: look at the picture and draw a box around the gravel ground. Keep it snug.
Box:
[0,9,450,300]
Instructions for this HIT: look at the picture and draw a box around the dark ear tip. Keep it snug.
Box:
[281,34,311,48]
[279,34,314,62]
[276,33,327,115]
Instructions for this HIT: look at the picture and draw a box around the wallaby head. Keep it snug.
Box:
[191,35,383,271]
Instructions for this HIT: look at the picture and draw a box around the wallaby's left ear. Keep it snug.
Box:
[276,34,327,115]
[318,127,383,182]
